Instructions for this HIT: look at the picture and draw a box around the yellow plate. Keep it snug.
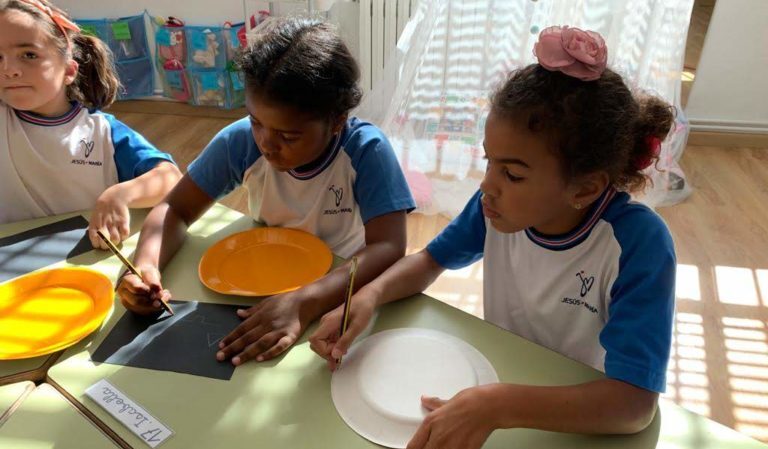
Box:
[199,227,333,296]
[0,267,114,360]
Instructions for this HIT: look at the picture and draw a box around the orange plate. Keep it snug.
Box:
[0,267,114,360]
[199,227,333,296]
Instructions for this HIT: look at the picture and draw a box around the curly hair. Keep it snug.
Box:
[491,64,675,192]
[238,17,362,121]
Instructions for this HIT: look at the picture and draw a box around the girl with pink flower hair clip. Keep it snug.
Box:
[311,25,677,448]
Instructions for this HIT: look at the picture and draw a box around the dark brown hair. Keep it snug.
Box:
[491,64,674,192]
[1,0,120,109]
[238,17,362,120]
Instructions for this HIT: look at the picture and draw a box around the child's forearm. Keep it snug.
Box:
[132,202,189,272]
[482,379,658,435]
[297,237,406,322]
[128,175,215,281]
[364,249,445,307]
[109,162,182,209]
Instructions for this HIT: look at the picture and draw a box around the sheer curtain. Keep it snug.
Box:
[356,0,694,216]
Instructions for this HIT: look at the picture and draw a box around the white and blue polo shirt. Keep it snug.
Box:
[427,188,676,393]
[187,117,415,258]
[0,102,176,224]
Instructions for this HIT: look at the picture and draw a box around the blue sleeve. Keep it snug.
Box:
[425,190,486,269]
[347,123,416,223]
[600,209,676,393]
[186,118,261,200]
[103,114,176,182]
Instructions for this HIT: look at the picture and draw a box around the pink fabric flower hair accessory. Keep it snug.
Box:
[533,26,607,81]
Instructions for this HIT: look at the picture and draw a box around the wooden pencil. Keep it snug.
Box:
[95,230,174,316]
[336,256,359,365]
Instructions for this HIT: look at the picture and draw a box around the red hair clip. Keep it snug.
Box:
[17,0,80,50]
[635,136,662,170]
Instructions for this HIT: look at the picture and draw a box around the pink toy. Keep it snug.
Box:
[223,21,243,62]
[158,17,186,63]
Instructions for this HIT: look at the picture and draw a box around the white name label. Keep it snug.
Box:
[85,379,173,448]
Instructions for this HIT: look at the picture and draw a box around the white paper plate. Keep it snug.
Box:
[331,328,498,448]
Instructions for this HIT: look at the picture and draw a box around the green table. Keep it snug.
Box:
[0,214,81,385]
[0,381,34,423]
[0,211,149,386]
[2,206,766,448]
[0,383,119,448]
[0,353,59,387]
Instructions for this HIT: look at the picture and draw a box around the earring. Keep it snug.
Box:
[573,203,582,210]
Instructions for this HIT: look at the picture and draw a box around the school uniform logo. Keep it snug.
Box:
[324,184,352,216]
[329,185,344,207]
[71,138,102,167]
[561,271,598,314]
[576,270,595,297]
[81,139,95,158]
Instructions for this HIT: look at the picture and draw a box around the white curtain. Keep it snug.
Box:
[356,0,694,217]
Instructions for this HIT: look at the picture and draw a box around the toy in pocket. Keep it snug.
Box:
[192,71,226,107]
[162,59,191,102]
[222,22,245,63]
[190,28,222,69]
[249,10,271,30]
[156,17,186,64]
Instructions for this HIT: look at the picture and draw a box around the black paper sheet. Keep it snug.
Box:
[0,215,91,282]
[91,301,244,380]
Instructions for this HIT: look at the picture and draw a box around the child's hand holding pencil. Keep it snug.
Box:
[97,230,174,316]
[309,257,379,371]
[118,266,174,316]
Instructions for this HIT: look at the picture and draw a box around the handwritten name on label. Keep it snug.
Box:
[85,379,173,448]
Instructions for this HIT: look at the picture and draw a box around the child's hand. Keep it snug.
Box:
[89,188,130,249]
[309,291,377,371]
[407,386,497,449]
[216,292,305,365]
[116,265,170,315]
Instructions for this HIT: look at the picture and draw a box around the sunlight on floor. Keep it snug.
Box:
[676,264,701,301]
[715,266,760,306]
[675,263,768,443]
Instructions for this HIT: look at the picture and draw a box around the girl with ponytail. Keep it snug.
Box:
[0,0,180,248]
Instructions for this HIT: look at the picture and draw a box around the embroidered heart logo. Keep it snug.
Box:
[80,139,95,158]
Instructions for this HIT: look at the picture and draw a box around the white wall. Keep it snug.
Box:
[685,0,768,133]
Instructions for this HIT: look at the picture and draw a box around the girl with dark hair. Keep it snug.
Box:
[0,0,181,248]
[311,26,676,447]
[118,17,415,365]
